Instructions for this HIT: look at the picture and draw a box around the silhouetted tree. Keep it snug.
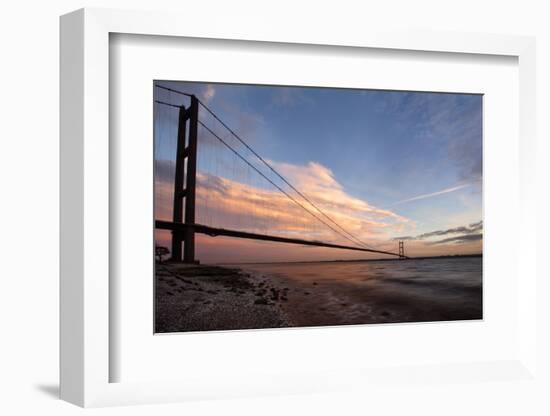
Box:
[155,246,169,263]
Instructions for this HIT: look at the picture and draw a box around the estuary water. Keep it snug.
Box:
[239,256,482,326]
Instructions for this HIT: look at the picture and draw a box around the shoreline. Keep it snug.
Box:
[155,258,482,333]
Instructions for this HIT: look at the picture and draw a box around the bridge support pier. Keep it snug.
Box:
[170,95,199,263]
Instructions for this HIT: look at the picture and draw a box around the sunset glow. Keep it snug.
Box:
[154,82,482,263]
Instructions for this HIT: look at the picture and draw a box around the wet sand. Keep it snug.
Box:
[242,257,482,326]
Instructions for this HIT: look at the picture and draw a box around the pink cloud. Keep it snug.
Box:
[155,159,481,262]
[155,159,420,262]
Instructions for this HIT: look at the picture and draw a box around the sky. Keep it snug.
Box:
[154,81,483,263]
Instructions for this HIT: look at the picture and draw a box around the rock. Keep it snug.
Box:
[254,298,269,305]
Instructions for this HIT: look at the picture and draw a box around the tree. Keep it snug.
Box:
[155,246,170,263]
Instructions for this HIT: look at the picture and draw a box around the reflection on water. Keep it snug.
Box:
[239,257,482,326]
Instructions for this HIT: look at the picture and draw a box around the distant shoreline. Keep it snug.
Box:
[218,253,482,266]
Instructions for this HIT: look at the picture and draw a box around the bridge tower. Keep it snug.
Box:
[171,95,199,263]
[398,241,405,259]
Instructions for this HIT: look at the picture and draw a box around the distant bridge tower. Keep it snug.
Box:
[398,241,405,259]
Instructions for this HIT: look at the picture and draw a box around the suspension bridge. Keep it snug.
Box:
[154,83,407,263]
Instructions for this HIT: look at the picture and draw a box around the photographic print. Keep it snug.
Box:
[154,81,482,333]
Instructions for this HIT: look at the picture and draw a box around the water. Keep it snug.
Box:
[239,257,482,327]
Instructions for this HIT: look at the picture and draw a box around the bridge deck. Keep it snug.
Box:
[156,220,405,258]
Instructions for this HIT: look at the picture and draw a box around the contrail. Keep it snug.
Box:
[391,183,472,206]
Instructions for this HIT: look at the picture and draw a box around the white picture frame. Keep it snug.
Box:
[60,8,538,408]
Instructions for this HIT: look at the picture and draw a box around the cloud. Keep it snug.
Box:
[271,87,312,107]
[373,91,482,182]
[156,159,413,247]
[202,84,216,103]
[426,233,483,245]
[208,101,265,143]
[270,161,411,225]
[417,221,483,239]
[447,113,483,181]
[394,220,483,245]
[391,182,473,206]
[469,220,483,230]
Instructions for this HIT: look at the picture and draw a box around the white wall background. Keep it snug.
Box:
[1,0,548,414]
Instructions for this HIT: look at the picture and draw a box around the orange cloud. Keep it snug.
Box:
[156,160,414,247]
[155,160,481,262]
